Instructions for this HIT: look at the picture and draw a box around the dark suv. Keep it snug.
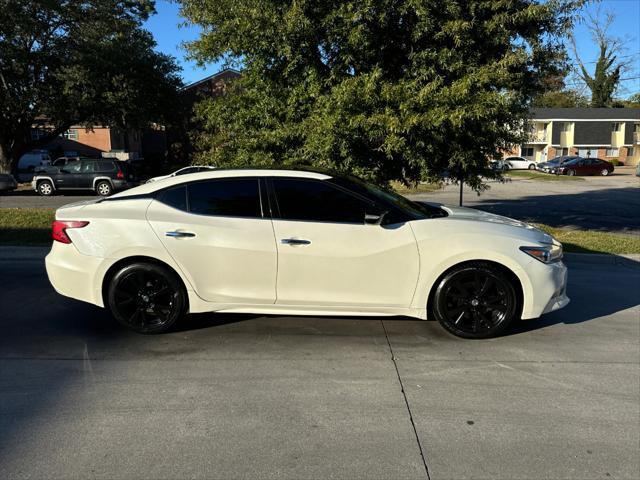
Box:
[32,158,135,196]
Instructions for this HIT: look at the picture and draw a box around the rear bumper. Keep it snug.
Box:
[45,242,104,307]
[0,181,17,191]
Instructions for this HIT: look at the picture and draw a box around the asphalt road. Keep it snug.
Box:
[0,250,638,479]
[2,172,639,234]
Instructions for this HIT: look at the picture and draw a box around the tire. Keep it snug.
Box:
[95,180,113,196]
[107,262,187,334]
[432,262,519,339]
[37,180,54,196]
[528,164,536,170]
[567,169,576,176]
[601,168,610,176]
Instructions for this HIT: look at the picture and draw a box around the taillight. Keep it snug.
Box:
[52,220,89,244]
[116,169,124,179]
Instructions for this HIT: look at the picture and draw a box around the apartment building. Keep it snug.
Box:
[511,108,640,165]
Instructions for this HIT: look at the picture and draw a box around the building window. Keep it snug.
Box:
[612,122,622,132]
[61,129,78,140]
[578,148,598,158]
[628,147,634,157]
[30,128,47,140]
[520,147,534,157]
[605,148,619,157]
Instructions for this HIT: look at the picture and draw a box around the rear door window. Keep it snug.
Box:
[187,178,262,218]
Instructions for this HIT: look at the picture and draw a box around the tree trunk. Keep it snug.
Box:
[0,142,15,174]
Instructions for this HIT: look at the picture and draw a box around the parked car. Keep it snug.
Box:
[552,157,614,176]
[503,156,537,170]
[17,150,51,176]
[32,158,135,196]
[536,155,578,173]
[146,165,216,183]
[0,173,17,193]
[45,169,568,339]
[489,160,509,171]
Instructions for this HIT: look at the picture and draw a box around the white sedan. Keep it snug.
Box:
[504,156,537,170]
[145,165,216,183]
[45,169,569,339]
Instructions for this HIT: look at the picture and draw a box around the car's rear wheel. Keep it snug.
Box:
[37,180,54,196]
[567,169,576,176]
[601,168,610,176]
[95,180,113,196]
[432,263,518,339]
[107,262,186,334]
[528,164,536,170]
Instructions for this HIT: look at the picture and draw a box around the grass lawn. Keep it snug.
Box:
[536,224,640,255]
[0,208,55,245]
[391,181,442,194]
[506,170,585,181]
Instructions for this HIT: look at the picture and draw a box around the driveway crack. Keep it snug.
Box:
[381,320,431,480]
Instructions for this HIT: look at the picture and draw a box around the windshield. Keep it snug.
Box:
[328,175,446,220]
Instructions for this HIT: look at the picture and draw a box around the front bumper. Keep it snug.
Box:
[522,259,569,319]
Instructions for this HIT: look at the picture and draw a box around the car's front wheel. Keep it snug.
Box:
[566,169,576,176]
[95,180,113,196]
[432,262,518,339]
[37,180,54,196]
[528,164,536,170]
[107,262,187,334]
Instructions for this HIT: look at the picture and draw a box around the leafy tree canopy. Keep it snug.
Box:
[181,0,583,188]
[0,0,182,173]
[532,89,589,108]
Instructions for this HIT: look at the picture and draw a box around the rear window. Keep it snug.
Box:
[157,186,187,211]
[96,161,116,173]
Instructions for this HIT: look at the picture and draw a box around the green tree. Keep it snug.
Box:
[570,9,627,107]
[181,0,582,189]
[532,89,589,108]
[0,0,182,174]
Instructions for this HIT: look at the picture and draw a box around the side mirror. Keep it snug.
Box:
[365,211,388,226]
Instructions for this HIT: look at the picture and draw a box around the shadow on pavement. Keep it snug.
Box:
[470,186,640,234]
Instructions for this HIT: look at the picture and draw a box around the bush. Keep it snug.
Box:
[609,158,624,166]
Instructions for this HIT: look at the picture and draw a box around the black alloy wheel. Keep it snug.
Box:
[107,263,186,333]
[433,263,518,339]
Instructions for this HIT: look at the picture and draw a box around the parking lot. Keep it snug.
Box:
[0,249,638,479]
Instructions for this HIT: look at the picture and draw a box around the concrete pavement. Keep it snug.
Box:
[0,252,639,479]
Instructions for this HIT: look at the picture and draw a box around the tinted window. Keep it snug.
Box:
[97,161,116,172]
[64,162,82,173]
[188,178,261,217]
[158,186,187,211]
[81,161,96,172]
[273,178,372,223]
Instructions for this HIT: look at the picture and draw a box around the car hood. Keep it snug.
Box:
[417,202,555,244]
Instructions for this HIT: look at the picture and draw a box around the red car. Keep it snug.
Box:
[553,157,615,176]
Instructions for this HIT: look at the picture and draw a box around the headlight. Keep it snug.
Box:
[520,243,563,263]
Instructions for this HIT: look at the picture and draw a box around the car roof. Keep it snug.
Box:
[111,168,333,198]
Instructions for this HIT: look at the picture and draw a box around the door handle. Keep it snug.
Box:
[281,238,311,245]
[166,231,196,238]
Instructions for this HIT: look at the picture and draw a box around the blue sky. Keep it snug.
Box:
[146,0,639,96]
